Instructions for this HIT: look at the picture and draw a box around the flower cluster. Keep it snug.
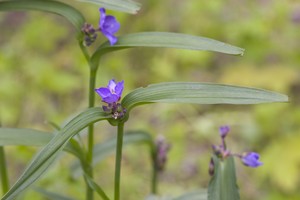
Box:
[95,79,126,119]
[210,125,263,174]
[82,7,120,46]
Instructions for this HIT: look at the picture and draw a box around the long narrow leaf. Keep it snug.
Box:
[0,128,84,159]
[173,190,207,200]
[34,187,76,200]
[91,32,245,65]
[0,128,52,146]
[76,0,141,14]
[1,108,111,200]
[121,82,288,111]
[83,173,110,200]
[0,0,85,33]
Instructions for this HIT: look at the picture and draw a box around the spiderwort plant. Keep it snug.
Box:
[208,126,263,200]
[95,79,127,200]
[211,125,263,169]
[80,9,120,200]
[0,2,290,200]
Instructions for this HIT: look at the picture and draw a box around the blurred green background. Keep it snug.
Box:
[1,0,300,199]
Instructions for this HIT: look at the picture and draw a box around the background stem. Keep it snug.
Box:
[0,146,9,194]
[151,150,158,194]
[114,123,124,200]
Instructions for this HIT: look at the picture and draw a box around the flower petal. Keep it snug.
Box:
[101,30,118,45]
[103,94,119,104]
[99,8,106,28]
[115,80,124,96]
[107,79,117,92]
[102,15,120,34]
[95,88,111,98]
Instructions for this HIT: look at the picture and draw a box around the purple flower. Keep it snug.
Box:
[99,8,120,45]
[241,152,263,168]
[219,125,230,139]
[95,79,124,104]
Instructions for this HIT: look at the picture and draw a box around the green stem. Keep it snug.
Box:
[0,146,9,194]
[79,41,98,200]
[86,65,98,200]
[114,123,124,200]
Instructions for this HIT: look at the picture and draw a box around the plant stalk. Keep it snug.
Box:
[80,41,98,200]
[114,122,124,200]
[0,146,9,194]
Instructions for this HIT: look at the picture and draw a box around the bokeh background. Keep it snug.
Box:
[1,0,300,199]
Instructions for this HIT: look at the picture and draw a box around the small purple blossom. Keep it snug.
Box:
[95,79,126,119]
[219,125,230,139]
[241,152,263,168]
[99,8,120,45]
[95,79,124,104]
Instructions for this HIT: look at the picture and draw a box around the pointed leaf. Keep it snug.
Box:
[0,128,84,160]
[173,190,207,200]
[1,108,111,200]
[0,0,85,33]
[91,32,245,65]
[34,187,76,200]
[0,128,52,146]
[71,131,154,176]
[207,155,240,200]
[145,191,207,200]
[121,82,288,111]
[76,0,141,14]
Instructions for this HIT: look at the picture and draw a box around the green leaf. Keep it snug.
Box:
[121,82,288,111]
[1,108,111,200]
[0,128,52,146]
[91,32,245,65]
[0,0,85,33]
[207,155,240,200]
[83,173,110,200]
[34,187,75,200]
[76,0,141,14]
[145,191,207,200]
[0,128,84,159]
[173,190,207,200]
[71,131,154,176]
